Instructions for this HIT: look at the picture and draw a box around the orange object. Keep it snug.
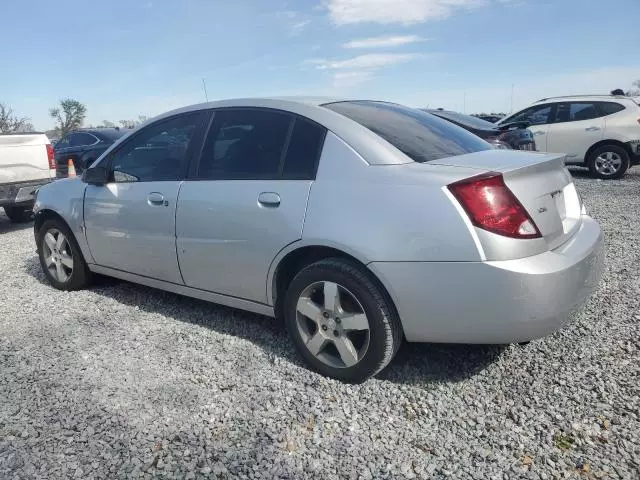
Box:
[67,158,76,177]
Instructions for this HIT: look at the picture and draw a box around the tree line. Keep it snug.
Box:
[2,79,640,136]
[0,98,147,137]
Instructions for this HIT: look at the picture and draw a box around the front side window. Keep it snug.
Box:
[110,113,204,183]
[508,104,553,125]
[198,109,292,179]
[323,101,490,163]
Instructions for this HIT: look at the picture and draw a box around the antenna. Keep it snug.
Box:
[510,84,515,113]
[202,78,209,102]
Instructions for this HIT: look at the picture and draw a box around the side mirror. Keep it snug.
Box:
[82,166,109,185]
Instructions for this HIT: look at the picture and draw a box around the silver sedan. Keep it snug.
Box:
[33,98,604,382]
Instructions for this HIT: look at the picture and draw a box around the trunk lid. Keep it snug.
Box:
[432,150,583,250]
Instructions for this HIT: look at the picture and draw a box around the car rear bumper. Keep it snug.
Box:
[369,216,604,344]
[0,179,51,207]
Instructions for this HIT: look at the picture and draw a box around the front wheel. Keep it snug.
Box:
[3,205,32,223]
[36,219,91,290]
[283,258,402,383]
[587,144,630,179]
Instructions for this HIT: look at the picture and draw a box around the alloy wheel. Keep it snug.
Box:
[42,228,74,283]
[295,281,370,368]
[594,151,622,176]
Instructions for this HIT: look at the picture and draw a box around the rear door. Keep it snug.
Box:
[546,102,604,161]
[500,104,555,151]
[84,111,209,283]
[176,108,326,303]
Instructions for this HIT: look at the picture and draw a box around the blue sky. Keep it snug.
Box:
[2,0,639,130]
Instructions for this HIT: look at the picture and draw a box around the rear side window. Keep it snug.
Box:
[198,109,291,179]
[282,118,326,179]
[598,102,625,116]
[555,102,601,123]
[324,101,490,163]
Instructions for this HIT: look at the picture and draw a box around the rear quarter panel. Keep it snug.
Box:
[301,132,482,263]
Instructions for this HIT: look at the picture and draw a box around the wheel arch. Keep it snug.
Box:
[584,139,633,164]
[268,242,400,330]
[34,208,68,235]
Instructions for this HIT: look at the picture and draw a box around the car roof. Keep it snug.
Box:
[533,95,633,104]
[103,97,416,166]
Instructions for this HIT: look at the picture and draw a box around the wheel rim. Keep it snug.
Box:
[295,281,370,369]
[42,228,73,282]
[594,151,622,175]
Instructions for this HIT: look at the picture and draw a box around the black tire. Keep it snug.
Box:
[587,144,630,179]
[36,219,92,291]
[3,205,32,223]
[283,258,402,383]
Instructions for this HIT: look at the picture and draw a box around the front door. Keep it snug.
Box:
[501,103,555,151]
[84,111,209,283]
[176,108,326,304]
[546,102,605,162]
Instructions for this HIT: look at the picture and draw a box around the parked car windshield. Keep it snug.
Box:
[323,101,490,163]
[427,109,499,131]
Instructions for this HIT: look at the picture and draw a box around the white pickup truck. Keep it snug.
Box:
[0,133,55,222]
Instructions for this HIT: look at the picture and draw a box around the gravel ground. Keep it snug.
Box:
[0,168,639,480]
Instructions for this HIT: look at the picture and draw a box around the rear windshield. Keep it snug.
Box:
[427,109,498,131]
[323,101,490,162]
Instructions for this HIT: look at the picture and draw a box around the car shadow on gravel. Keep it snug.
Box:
[23,255,506,384]
[0,216,33,235]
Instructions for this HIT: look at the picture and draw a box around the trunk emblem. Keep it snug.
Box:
[538,206,548,213]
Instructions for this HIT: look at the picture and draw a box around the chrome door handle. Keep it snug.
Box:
[147,192,166,206]
[257,192,281,207]
[533,131,546,136]
[585,126,600,131]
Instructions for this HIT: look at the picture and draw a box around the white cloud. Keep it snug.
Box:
[309,53,421,70]
[327,0,484,25]
[343,35,426,49]
[332,70,376,87]
[275,10,311,35]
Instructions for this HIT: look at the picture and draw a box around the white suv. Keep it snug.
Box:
[498,95,640,179]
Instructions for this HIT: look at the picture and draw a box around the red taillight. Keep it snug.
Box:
[46,144,56,170]
[448,172,541,239]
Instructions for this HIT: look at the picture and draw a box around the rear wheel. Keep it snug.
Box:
[36,219,91,290]
[3,205,32,223]
[283,258,402,383]
[587,144,629,179]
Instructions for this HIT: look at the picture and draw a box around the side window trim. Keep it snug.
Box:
[103,110,211,183]
[191,107,327,181]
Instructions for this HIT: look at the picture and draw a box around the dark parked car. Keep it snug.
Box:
[424,109,536,151]
[54,128,129,178]
[475,114,504,123]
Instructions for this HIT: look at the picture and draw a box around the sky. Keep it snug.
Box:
[2,0,639,130]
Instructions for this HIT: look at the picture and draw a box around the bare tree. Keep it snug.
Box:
[0,103,34,133]
[49,99,87,136]
[118,116,147,129]
[627,79,640,96]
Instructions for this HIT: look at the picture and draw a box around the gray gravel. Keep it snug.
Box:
[1,167,639,480]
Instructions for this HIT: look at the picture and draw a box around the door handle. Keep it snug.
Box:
[257,192,281,208]
[533,131,546,136]
[147,192,167,206]
[585,126,600,131]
